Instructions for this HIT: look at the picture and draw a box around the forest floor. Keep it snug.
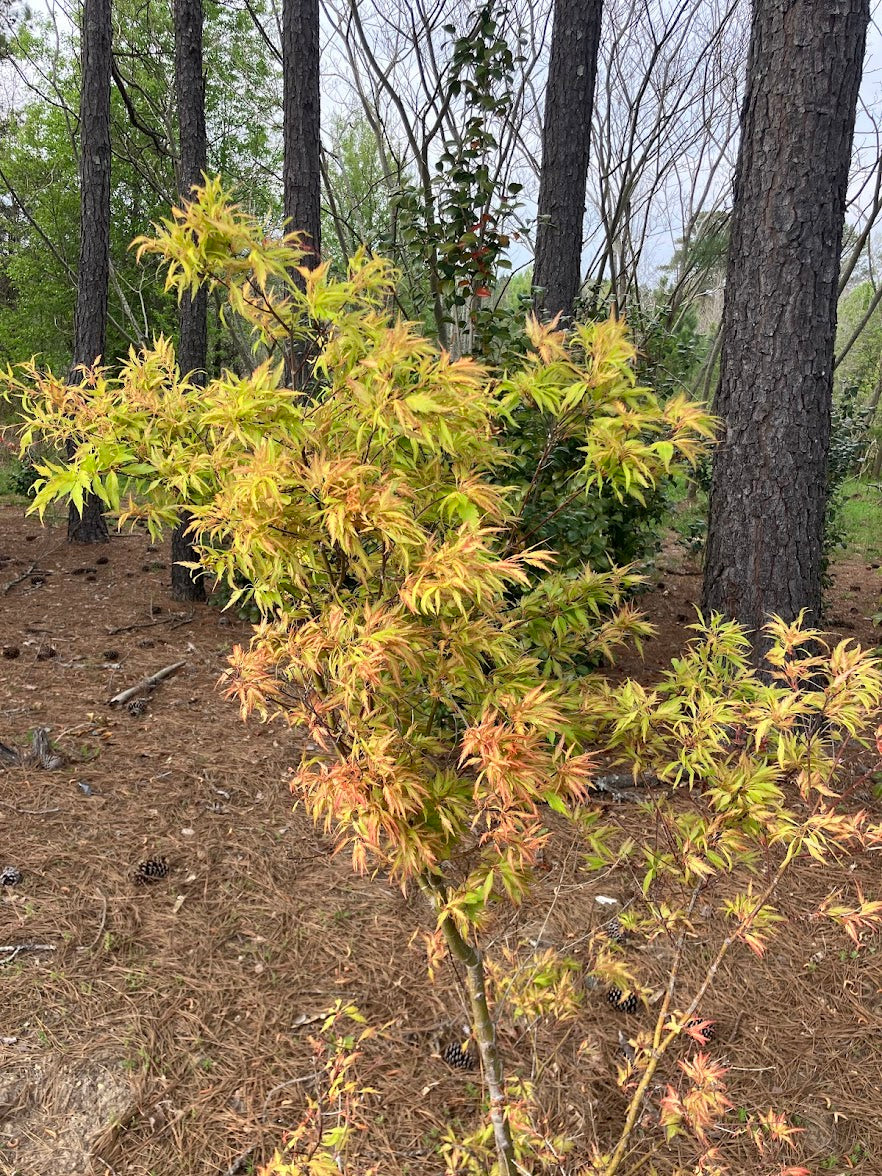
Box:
[2,500,882,1176]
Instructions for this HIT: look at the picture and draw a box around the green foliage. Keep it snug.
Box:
[502,316,696,580]
[825,385,872,571]
[835,280,882,402]
[394,4,525,355]
[632,299,710,402]
[258,1002,378,1176]
[503,294,712,578]
[5,177,709,914]
[666,210,730,289]
[575,614,882,1173]
[836,478,882,563]
[0,0,281,369]
[321,118,396,273]
[0,436,34,498]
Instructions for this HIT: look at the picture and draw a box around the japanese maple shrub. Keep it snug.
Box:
[9,180,877,1174]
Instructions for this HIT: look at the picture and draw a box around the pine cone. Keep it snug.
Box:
[0,865,23,887]
[685,1016,716,1043]
[134,857,169,885]
[605,916,627,944]
[607,986,639,1014]
[442,1041,476,1071]
[127,697,149,717]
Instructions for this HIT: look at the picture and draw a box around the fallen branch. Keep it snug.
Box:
[590,772,659,803]
[105,612,193,636]
[2,561,41,595]
[0,943,56,965]
[0,800,62,815]
[109,661,187,706]
[2,540,65,595]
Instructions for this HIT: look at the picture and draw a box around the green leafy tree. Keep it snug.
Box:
[321,117,398,274]
[395,4,525,357]
[0,0,281,370]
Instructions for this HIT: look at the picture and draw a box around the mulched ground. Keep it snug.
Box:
[1,503,881,1176]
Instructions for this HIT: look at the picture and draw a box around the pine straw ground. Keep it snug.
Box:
[1,503,882,1176]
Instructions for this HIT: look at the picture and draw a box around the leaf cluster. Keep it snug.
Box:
[5,178,712,925]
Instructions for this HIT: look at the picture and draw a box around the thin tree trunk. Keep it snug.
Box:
[68,0,112,545]
[703,0,869,645]
[425,879,515,1176]
[282,0,321,386]
[533,0,603,322]
[171,0,208,602]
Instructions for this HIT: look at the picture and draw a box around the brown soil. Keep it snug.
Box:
[1,506,881,1176]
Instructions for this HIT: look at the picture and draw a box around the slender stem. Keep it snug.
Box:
[602,863,789,1176]
[514,483,586,551]
[424,695,440,737]
[424,876,516,1176]
[651,883,703,1052]
[518,420,560,513]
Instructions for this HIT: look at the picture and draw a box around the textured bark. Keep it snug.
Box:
[171,0,208,601]
[173,0,208,383]
[282,0,321,264]
[282,0,321,388]
[703,0,869,643]
[68,0,112,544]
[533,0,602,321]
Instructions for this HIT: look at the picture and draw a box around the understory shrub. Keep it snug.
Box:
[6,179,882,1176]
[825,385,871,565]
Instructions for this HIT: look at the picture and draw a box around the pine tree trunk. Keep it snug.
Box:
[703,0,869,644]
[282,0,320,262]
[533,0,602,322]
[68,0,112,545]
[282,0,320,387]
[171,0,208,602]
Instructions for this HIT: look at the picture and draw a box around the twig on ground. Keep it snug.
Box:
[590,772,659,803]
[0,943,56,965]
[0,800,62,815]
[54,721,100,741]
[2,561,40,595]
[109,661,187,706]
[2,539,66,595]
[222,1145,258,1176]
[105,613,193,636]
[262,1073,313,1120]
[84,891,108,951]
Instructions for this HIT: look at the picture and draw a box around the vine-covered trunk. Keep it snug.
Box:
[533,0,603,321]
[703,0,869,643]
[171,0,208,601]
[68,0,112,545]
